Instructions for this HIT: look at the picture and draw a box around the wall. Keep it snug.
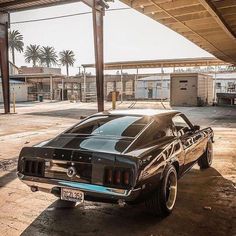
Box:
[197,74,213,105]
[136,79,170,99]
[9,62,19,75]
[0,83,28,103]
[170,74,198,106]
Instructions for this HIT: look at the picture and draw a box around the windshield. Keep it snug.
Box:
[67,115,150,138]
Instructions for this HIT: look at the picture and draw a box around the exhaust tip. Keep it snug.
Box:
[31,186,38,192]
[118,199,126,207]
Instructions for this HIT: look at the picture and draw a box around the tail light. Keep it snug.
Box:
[104,167,132,188]
[23,159,45,177]
[114,170,121,185]
[104,168,113,184]
[123,171,130,185]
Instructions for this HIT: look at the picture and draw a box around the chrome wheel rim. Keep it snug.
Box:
[166,171,177,210]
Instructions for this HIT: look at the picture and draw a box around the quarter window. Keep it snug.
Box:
[134,120,174,148]
[172,115,192,136]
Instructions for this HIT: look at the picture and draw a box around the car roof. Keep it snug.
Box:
[99,109,180,118]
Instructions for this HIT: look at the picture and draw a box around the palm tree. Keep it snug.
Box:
[59,50,76,76]
[24,44,41,67]
[8,30,24,65]
[40,46,58,67]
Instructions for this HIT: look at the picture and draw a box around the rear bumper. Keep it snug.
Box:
[17,172,141,202]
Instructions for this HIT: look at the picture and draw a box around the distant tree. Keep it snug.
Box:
[59,50,76,76]
[40,46,58,67]
[24,44,41,67]
[8,30,24,65]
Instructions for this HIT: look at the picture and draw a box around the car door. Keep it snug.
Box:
[180,114,207,159]
[172,114,200,172]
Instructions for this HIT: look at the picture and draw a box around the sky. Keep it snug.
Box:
[10,0,212,75]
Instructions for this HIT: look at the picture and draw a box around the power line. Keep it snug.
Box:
[10,7,130,25]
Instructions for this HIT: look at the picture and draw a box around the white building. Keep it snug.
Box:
[212,72,236,93]
[135,74,170,100]
[0,79,28,103]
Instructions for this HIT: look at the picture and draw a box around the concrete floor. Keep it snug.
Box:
[0,101,235,236]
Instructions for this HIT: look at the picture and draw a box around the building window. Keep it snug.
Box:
[179,80,188,90]
[216,82,221,89]
[228,82,235,92]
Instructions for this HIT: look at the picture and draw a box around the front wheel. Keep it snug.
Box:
[145,165,178,217]
[198,140,213,169]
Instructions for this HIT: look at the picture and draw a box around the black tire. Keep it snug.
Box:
[145,165,178,217]
[55,199,77,208]
[198,140,213,169]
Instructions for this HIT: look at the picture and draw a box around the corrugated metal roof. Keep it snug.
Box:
[0,0,80,12]
[82,57,228,70]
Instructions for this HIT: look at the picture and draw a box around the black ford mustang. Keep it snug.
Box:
[17,109,213,217]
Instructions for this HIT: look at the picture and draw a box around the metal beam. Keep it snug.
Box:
[0,12,10,113]
[82,57,229,70]
[0,0,95,12]
[93,0,105,112]
[0,0,109,12]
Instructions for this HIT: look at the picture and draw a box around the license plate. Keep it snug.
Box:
[61,188,84,203]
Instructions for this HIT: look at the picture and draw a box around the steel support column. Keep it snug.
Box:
[120,66,123,103]
[0,12,10,113]
[92,1,105,112]
[50,75,53,101]
[83,67,86,101]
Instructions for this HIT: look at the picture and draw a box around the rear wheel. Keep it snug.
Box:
[145,165,178,217]
[198,140,213,169]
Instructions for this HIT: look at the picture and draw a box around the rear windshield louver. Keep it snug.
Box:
[23,159,45,177]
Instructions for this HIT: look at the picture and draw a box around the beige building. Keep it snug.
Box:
[170,73,213,107]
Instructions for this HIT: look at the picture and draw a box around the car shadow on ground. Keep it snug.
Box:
[0,157,18,187]
[20,167,236,236]
[26,108,97,120]
[0,169,17,188]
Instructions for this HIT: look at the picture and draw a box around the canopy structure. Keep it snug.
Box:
[121,0,236,65]
[0,0,98,12]
[1,0,236,113]
[82,57,229,70]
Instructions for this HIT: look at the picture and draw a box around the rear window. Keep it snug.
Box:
[67,115,150,137]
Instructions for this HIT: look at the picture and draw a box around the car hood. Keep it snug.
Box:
[44,134,133,154]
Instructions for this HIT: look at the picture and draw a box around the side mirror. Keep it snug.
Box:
[193,125,200,132]
[80,116,87,120]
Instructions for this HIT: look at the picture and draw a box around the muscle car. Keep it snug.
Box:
[17,109,214,217]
